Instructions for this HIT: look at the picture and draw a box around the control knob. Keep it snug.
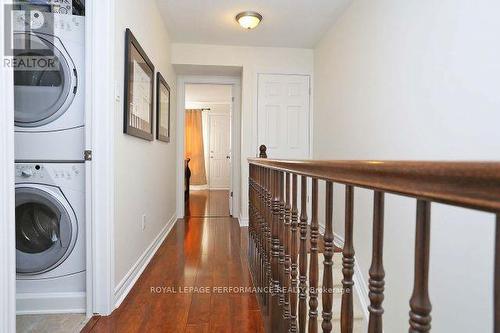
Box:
[21,169,33,178]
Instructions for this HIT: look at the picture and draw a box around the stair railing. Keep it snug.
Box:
[247,145,500,333]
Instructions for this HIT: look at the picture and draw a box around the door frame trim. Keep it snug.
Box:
[0,2,117,326]
[86,0,116,316]
[176,76,241,218]
[0,0,16,330]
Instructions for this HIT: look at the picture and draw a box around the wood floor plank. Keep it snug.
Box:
[185,323,209,333]
[185,190,230,217]
[84,216,264,333]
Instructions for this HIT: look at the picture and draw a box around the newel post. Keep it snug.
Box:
[259,145,268,158]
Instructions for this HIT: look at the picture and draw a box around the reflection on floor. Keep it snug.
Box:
[16,314,88,333]
[185,189,230,217]
[82,217,265,332]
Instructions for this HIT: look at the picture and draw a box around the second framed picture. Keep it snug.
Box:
[156,72,171,143]
[123,28,155,141]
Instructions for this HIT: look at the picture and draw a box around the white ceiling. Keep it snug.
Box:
[157,0,352,48]
[185,84,232,103]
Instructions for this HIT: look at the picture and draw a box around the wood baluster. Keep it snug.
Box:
[279,171,286,313]
[271,170,281,332]
[409,200,432,333]
[278,171,286,331]
[256,168,260,275]
[249,165,254,272]
[368,191,385,333]
[496,214,500,333]
[254,167,258,274]
[257,166,262,287]
[266,167,273,314]
[322,181,334,333]
[260,166,267,306]
[298,176,308,333]
[341,185,355,333]
[257,166,262,302]
[284,173,292,324]
[309,178,319,333]
[290,174,299,333]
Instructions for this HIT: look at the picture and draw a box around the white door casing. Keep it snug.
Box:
[176,76,241,220]
[208,114,231,189]
[86,0,116,316]
[257,74,310,159]
[1,1,16,331]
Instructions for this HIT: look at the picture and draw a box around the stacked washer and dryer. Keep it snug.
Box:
[13,8,87,314]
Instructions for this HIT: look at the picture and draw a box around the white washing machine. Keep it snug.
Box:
[13,11,85,161]
[15,163,86,314]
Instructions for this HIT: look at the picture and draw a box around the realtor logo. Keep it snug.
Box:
[4,1,57,70]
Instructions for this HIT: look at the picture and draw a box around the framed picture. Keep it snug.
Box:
[123,28,154,141]
[156,72,171,142]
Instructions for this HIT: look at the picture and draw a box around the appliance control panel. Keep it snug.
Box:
[15,163,83,183]
[12,10,83,34]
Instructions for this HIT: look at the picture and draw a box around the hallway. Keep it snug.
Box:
[83,217,264,333]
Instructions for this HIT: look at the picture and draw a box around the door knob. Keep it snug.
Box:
[226,156,231,159]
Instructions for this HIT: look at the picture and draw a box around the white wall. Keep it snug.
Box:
[172,43,314,223]
[114,0,177,288]
[313,0,500,332]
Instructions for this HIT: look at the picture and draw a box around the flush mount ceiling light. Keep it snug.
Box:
[236,11,262,30]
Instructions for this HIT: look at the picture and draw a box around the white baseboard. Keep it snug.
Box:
[114,214,177,308]
[190,185,209,191]
[16,292,86,315]
[189,186,230,191]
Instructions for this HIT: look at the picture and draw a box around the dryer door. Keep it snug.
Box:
[15,187,77,275]
[13,32,77,128]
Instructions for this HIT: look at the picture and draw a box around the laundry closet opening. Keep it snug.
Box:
[11,2,90,332]
[184,84,233,218]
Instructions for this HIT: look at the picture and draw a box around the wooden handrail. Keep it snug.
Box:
[248,158,500,212]
[247,146,499,333]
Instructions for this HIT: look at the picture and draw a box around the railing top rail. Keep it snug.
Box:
[248,158,500,213]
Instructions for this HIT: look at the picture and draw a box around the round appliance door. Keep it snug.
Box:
[13,32,77,128]
[15,187,77,275]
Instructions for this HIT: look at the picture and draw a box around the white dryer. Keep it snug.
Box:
[13,11,85,161]
[15,162,86,314]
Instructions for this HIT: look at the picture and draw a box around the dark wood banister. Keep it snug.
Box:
[247,145,500,333]
[248,158,500,213]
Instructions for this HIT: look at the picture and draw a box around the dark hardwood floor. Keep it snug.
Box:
[185,189,231,217]
[82,217,264,333]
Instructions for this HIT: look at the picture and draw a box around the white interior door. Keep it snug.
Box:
[208,114,231,189]
[257,74,310,159]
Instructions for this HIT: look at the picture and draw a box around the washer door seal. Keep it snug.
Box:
[15,187,77,275]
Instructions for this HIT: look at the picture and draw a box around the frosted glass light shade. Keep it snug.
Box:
[236,11,262,29]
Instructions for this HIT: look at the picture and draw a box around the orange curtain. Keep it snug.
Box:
[185,109,207,185]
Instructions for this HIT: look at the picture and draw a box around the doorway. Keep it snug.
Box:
[184,83,233,218]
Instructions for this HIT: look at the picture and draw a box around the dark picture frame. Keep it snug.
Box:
[123,28,154,141]
[156,72,171,142]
